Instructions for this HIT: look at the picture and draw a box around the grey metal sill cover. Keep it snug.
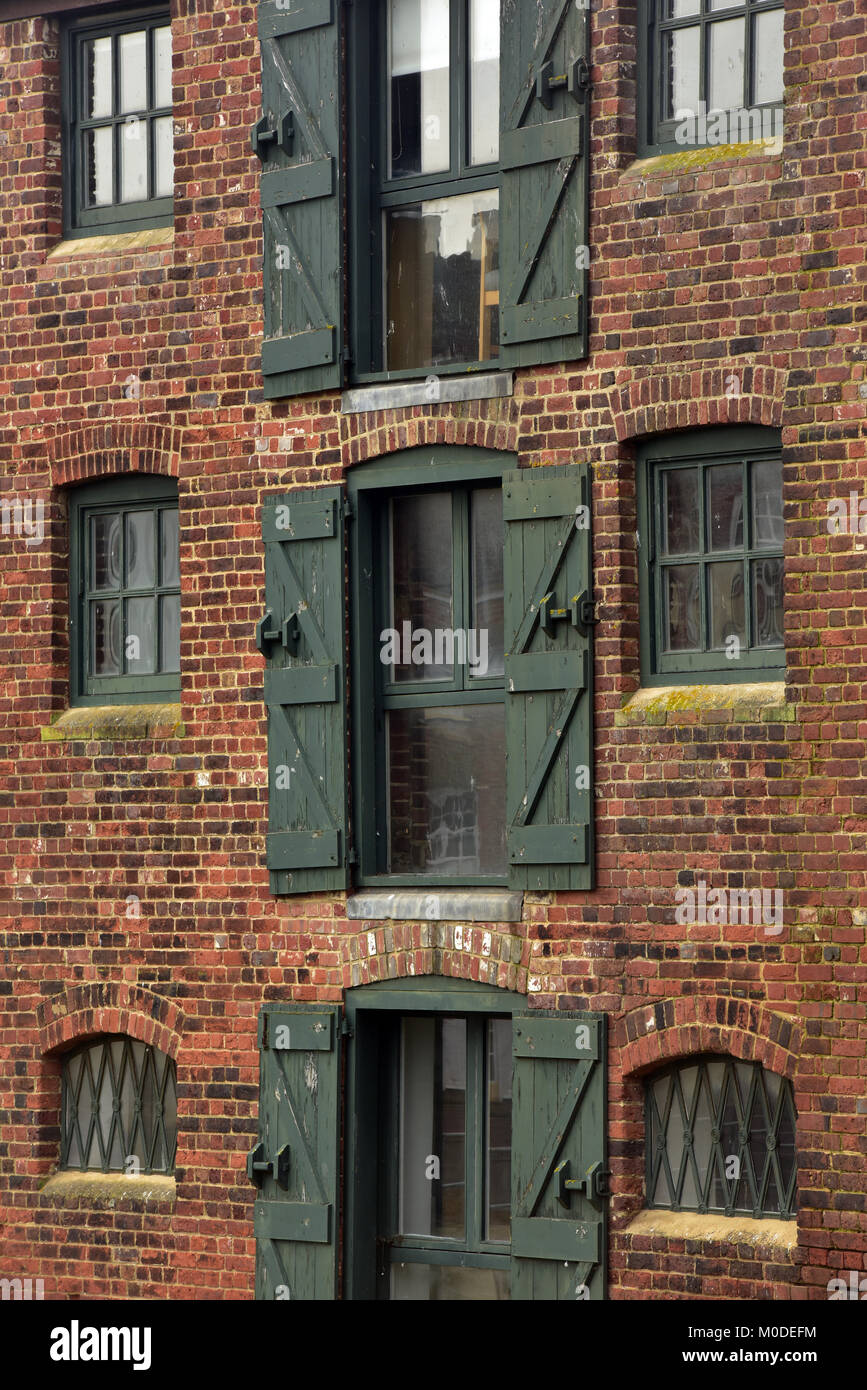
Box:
[346,889,523,923]
[341,371,513,415]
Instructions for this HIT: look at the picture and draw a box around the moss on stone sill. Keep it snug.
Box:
[41,703,184,742]
[47,227,174,259]
[622,1208,797,1250]
[625,141,782,178]
[38,1170,176,1207]
[617,682,790,726]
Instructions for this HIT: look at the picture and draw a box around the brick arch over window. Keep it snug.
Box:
[340,924,529,993]
[38,982,185,1061]
[47,420,183,489]
[619,996,800,1081]
[612,365,786,444]
[341,406,520,468]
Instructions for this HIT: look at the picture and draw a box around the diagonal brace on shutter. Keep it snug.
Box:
[514,1058,595,1219]
[510,512,577,656]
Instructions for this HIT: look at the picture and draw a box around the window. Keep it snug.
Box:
[350,0,501,375]
[60,1036,178,1175]
[637,428,784,684]
[638,0,785,156]
[646,1054,796,1219]
[69,476,181,705]
[62,9,173,237]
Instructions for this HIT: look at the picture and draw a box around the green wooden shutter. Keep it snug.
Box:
[499,0,590,366]
[256,0,342,398]
[504,463,595,890]
[511,1010,607,1300]
[250,1004,341,1300]
[259,485,348,894]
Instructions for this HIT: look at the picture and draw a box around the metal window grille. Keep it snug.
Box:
[60,1036,177,1175]
[646,1055,796,1219]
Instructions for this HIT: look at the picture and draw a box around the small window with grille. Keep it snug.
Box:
[60,1036,178,1176]
[646,1054,796,1219]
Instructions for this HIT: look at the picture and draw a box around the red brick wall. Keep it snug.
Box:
[0,0,864,1300]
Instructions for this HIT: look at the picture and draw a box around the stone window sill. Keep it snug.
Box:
[346,889,523,923]
[47,227,174,261]
[616,681,790,727]
[341,371,513,414]
[41,703,184,743]
[623,141,782,181]
[38,1171,176,1208]
[623,1209,797,1250]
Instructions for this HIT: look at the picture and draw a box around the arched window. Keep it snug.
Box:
[60,1036,177,1175]
[646,1054,796,1219]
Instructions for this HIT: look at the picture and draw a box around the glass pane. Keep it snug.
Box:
[707,463,743,551]
[709,0,740,8]
[126,511,155,588]
[120,116,148,203]
[399,1017,466,1239]
[708,560,745,649]
[84,126,113,207]
[154,25,172,108]
[662,468,699,554]
[751,556,783,646]
[753,9,784,106]
[388,0,450,177]
[470,0,499,165]
[126,597,156,674]
[160,509,180,586]
[119,30,148,114]
[387,704,506,875]
[91,512,121,590]
[663,0,700,15]
[663,26,700,120]
[154,116,174,199]
[708,17,745,113]
[391,1263,510,1300]
[692,1072,713,1203]
[388,492,453,682]
[91,599,121,675]
[160,593,181,671]
[84,36,112,118]
[751,459,783,549]
[662,565,700,650]
[386,190,499,369]
[471,487,504,678]
[486,1018,512,1241]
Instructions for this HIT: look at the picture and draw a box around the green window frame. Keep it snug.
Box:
[60,1035,178,1175]
[348,0,502,381]
[636,427,784,685]
[68,474,181,706]
[348,450,510,887]
[637,0,785,157]
[61,7,174,238]
[646,1054,797,1219]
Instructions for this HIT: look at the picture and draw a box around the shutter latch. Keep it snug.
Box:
[536,57,590,109]
[252,110,295,162]
[256,608,301,656]
[539,591,582,635]
[554,1158,610,1205]
[247,1141,291,1190]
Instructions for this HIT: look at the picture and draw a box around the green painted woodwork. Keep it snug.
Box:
[511,1010,607,1300]
[251,1004,342,1300]
[261,484,348,894]
[503,463,595,891]
[499,0,589,365]
[256,0,342,398]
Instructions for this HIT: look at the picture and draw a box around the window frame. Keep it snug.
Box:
[343,976,524,1301]
[59,1034,178,1176]
[61,5,174,239]
[347,0,502,383]
[347,448,512,887]
[636,426,785,686]
[68,473,181,706]
[645,1053,797,1220]
[637,0,785,158]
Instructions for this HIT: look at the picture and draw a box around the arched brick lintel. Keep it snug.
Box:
[342,412,520,468]
[618,995,801,1080]
[47,420,182,489]
[613,366,786,443]
[339,924,529,994]
[38,982,185,1060]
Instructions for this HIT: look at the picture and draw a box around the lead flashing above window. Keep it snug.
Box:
[341,371,513,415]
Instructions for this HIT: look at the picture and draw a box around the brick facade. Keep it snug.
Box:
[1,0,865,1300]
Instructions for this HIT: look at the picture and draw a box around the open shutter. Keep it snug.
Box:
[255,0,342,398]
[511,1010,607,1300]
[504,463,595,890]
[499,0,590,366]
[250,1004,341,1300]
[259,484,348,894]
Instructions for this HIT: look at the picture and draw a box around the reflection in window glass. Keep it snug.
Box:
[708,560,745,650]
[708,17,744,112]
[751,459,783,549]
[389,492,454,682]
[663,565,700,651]
[663,25,700,119]
[470,487,504,677]
[85,35,113,119]
[707,464,743,551]
[663,469,699,554]
[119,30,148,114]
[753,9,784,106]
[469,0,499,165]
[388,0,450,177]
[391,1263,510,1299]
[486,1018,512,1241]
[751,556,783,646]
[399,1017,466,1239]
[84,126,113,207]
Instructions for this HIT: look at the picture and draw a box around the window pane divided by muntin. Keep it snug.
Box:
[646,1055,796,1219]
[60,1036,177,1175]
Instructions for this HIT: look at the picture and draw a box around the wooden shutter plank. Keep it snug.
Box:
[501,115,584,170]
